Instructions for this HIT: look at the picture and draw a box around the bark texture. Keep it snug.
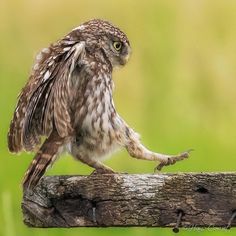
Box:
[22,173,236,228]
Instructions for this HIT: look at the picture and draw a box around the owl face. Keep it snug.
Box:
[100,34,131,68]
[75,19,131,68]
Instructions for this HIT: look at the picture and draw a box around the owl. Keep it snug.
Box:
[8,19,191,189]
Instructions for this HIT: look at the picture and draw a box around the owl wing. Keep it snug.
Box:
[8,40,86,153]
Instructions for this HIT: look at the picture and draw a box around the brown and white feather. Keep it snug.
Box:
[8,19,186,190]
[8,19,133,189]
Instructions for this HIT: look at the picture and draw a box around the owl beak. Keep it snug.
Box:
[121,54,130,65]
[120,47,131,65]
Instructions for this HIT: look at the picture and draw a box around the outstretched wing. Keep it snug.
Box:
[8,39,86,153]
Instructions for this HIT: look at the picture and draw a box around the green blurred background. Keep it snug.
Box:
[1,0,236,235]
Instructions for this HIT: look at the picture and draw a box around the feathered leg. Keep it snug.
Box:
[124,126,191,171]
[126,141,191,171]
[75,154,115,173]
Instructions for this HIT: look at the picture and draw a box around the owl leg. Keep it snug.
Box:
[76,154,115,174]
[126,140,191,171]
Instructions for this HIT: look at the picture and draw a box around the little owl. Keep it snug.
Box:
[8,19,191,189]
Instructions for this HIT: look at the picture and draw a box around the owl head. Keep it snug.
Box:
[71,19,131,68]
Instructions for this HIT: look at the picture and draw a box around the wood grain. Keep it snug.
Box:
[22,173,236,228]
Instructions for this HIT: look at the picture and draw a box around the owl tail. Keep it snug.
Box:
[22,131,65,190]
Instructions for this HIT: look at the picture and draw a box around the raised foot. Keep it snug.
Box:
[154,149,193,172]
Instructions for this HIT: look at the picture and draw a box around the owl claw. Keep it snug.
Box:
[154,149,193,172]
[90,167,115,175]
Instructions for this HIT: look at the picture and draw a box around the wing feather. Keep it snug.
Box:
[53,42,85,137]
[8,40,85,153]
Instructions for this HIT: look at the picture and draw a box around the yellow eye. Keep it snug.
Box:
[113,41,122,51]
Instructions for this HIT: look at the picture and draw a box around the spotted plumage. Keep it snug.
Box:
[8,19,190,189]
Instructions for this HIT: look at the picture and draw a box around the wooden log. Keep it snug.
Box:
[22,173,236,229]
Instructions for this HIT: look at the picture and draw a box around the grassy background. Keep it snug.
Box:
[1,0,236,235]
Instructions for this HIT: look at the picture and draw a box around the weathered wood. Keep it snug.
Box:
[22,173,236,228]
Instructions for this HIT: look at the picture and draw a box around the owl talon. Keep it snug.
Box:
[154,149,193,172]
[90,167,115,175]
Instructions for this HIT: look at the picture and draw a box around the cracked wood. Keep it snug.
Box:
[22,173,236,228]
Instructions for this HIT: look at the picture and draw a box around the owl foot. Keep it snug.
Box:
[154,149,193,172]
[90,166,115,175]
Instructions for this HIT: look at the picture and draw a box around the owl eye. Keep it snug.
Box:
[113,41,122,51]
